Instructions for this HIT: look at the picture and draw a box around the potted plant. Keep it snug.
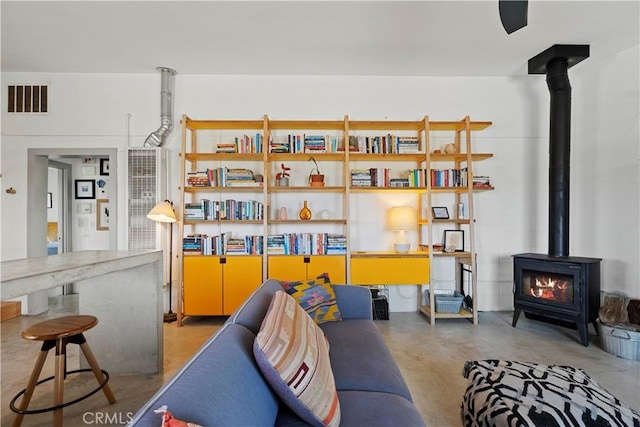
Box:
[308,157,325,187]
[275,163,290,187]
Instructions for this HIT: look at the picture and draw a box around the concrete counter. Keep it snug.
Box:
[1,250,163,374]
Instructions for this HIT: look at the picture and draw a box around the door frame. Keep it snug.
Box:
[47,159,72,254]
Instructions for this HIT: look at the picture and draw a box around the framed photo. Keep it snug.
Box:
[444,230,464,252]
[96,199,110,230]
[99,158,110,176]
[77,203,92,214]
[81,166,96,176]
[47,192,53,208]
[432,206,449,219]
[75,179,95,199]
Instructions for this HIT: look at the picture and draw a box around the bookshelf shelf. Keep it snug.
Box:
[268,186,346,193]
[269,219,347,225]
[184,186,264,193]
[177,114,493,327]
[183,153,264,162]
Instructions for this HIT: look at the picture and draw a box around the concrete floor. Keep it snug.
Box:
[1,295,638,426]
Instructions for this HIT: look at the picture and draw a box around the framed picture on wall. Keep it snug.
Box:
[100,158,110,176]
[432,206,449,219]
[96,199,109,230]
[75,180,95,199]
[444,230,464,252]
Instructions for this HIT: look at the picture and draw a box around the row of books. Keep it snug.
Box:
[266,233,347,255]
[184,199,264,221]
[269,134,342,154]
[472,175,492,188]
[349,167,475,188]
[183,234,264,255]
[215,134,263,154]
[350,168,391,187]
[430,168,469,188]
[349,135,420,154]
[186,168,263,188]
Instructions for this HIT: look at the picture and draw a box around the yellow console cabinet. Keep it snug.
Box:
[222,256,263,314]
[183,255,262,316]
[350,252,429,285]
[268,255,346,284]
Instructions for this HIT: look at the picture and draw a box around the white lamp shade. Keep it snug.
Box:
[388,206,416,231]
[147,201,177,223]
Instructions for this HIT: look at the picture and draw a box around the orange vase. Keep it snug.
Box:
[299,200,312,220]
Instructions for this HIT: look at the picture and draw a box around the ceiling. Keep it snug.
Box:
[2,1,638,77]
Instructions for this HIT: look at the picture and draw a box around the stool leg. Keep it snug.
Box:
[12,346,51,427]
[53,338,66,427]
[79,341,116,404]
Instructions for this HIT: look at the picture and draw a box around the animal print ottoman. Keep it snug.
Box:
[461,360,640,427]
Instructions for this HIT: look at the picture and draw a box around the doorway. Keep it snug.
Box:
[28,148,118,255]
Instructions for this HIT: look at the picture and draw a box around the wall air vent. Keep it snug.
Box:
[7,85,48,113]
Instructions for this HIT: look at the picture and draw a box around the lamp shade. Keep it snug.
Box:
[147,200,177,223]
[388,206,416,231]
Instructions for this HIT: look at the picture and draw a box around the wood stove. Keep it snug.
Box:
[513,253,601,346]
[512,45,602,346]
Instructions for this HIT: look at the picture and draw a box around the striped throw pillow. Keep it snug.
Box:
[282,273,342,324]
[254,291,340,427]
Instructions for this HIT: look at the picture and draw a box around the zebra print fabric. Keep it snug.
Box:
[461,360,640,427]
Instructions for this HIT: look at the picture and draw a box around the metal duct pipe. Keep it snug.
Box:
[144,67,177,147]
[546,58,571,257]
[528,45,589,257]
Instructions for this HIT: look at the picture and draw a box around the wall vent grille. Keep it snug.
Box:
[7,85,48,113]
[128,149,158,250]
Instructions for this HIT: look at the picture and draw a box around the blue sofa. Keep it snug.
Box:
[129,279,425,426]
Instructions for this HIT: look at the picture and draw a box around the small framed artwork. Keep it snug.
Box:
[75,179,96,199]
[96,199,110,230]
[432,206,449,220]
[77,203,92,214]
[99,158,110,176]
[47,192,53,208]
[444,230,465,252]
[81,166,96,176]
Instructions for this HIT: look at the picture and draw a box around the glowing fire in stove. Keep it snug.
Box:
[530,276,572,302]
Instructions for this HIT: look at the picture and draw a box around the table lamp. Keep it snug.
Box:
[147,200,178,323]
[388,206,416,254]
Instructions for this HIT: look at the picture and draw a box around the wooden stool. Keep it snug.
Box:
[10,315,116,427]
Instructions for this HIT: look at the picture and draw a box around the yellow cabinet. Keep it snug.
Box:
[183,256,223,315]
[222,256,263,314]
[350,252,429,285]
[268,255,346,284]
[183,255,262,316]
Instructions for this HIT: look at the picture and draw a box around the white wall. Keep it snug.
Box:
[2,46,638,310]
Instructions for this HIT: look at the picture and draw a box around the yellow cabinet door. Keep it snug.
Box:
[267,256,307,282]
[351,256,429,285]
[307,255,346,284]
[183,257,223,316]
[222,256,263,315]
[268,255,346,284]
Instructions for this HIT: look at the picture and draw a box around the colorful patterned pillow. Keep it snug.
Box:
[254,291,340,427]
[281,273,342,324]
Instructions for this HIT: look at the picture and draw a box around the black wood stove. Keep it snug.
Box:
[512,45,602,346]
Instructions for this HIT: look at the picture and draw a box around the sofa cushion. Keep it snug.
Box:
[319,319,413,402]
[254,291,341,427]
[282,273,342,324]
[275,390,426,427]
[128,323,279,426]
[230,278,284,334]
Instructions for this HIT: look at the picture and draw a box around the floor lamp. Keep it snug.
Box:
[147,200,178,323]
